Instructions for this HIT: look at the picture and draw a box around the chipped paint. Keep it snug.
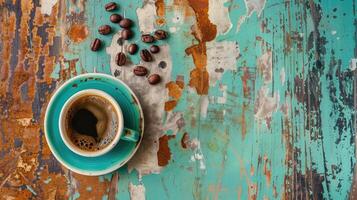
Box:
[237,0,267,32]
[254,87,279,123]
[189,138,206,170]
[136,0,157,33]
[257,51,272,84]
[129,183,146,200]
[208,0,232,35]
[40,0,58,15]
[67,24,89,43]
[157,135,175,167]
[206,41,240,86]
[1,0,356,199]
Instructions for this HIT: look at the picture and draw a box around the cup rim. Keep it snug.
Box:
[58,89,124,157]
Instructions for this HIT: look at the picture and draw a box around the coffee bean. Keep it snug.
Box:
[154,30,168,40]
[133,66,148,76]
[116,52,126,66]
[110,14,122,23]
[105,2,117,11]
[140,49,153,62]
[98,25,111,35]
[121,29,133,40]
[148,74,161,85]
[150,45,160,54]
[90,38,101,51]
[141,34,154,43]
[119,18,133,28]
[127,43,138,54]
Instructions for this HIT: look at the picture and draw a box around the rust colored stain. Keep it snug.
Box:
[181,132,189,149]
[67,24,89,43]
[166,81,183,99]
[185,0,217,95]
[263,156,271,187]
[241,67,251,98]
[157,135,175,166]
[165,76,184,111]
[186,44,210,95]
[164,100,177,111]
[155,0,166,26]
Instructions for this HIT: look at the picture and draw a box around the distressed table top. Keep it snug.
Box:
[0,0,356,199]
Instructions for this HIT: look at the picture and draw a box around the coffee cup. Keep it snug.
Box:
[58,89,139,157]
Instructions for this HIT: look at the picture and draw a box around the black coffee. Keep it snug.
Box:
[65,95,119,151]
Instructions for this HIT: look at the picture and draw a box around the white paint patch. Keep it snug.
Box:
[257,51,273,84]
[189,138,206,170]
[200,96,209,118]
[136,0,157,33]
[206,41,240,86]
[237,0,267,32]
[254,86,279,120]
[40,0,58,15]
[208,0,232,35]
[280,67,285,85]
[16,118,32,127]
[107,31,180,177]
[350,58,357,71]
[129,183,146,200]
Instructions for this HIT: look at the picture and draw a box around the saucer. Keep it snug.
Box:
[44,73,144,176]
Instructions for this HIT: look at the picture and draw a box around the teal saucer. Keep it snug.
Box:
[44,73,144,176]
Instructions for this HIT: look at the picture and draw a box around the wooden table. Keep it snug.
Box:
[0,0,356,199]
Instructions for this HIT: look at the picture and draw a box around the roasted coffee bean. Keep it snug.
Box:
[90,38,101,51]
[154,30,167,40]
[110,14,122,23]
[116,52,126,66]
[150,45,160,54]
[98,25,111,35]
[127,43,138,54]
[121,29,133,40]
[148,74,161,85]
[119,18,133,28]
[105,2,117,11]
[133,66,148,76]
[141,34,154,43]
[140,49,153,62]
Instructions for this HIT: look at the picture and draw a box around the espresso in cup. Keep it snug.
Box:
[64,94,119,151]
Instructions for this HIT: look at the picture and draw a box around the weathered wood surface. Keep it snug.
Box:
[0,0,356,199]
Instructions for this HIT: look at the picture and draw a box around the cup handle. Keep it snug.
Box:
[120,128,140,142]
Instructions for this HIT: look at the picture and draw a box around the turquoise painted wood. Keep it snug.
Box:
[0,0,356,199]
[53,0,357,199]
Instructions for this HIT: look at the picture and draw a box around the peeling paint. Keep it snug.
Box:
[129,183,146,200]
[254,86,279,124]
[107,11,174,177]
[40,0,58,15]
[136,0,157,33]
[206,41,240,86]
[208,0,232,35]
[189,138,206,170]
[257,51,272,84]
[237,0,266,32]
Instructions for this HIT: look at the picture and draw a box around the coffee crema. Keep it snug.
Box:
[64,95,119,152]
